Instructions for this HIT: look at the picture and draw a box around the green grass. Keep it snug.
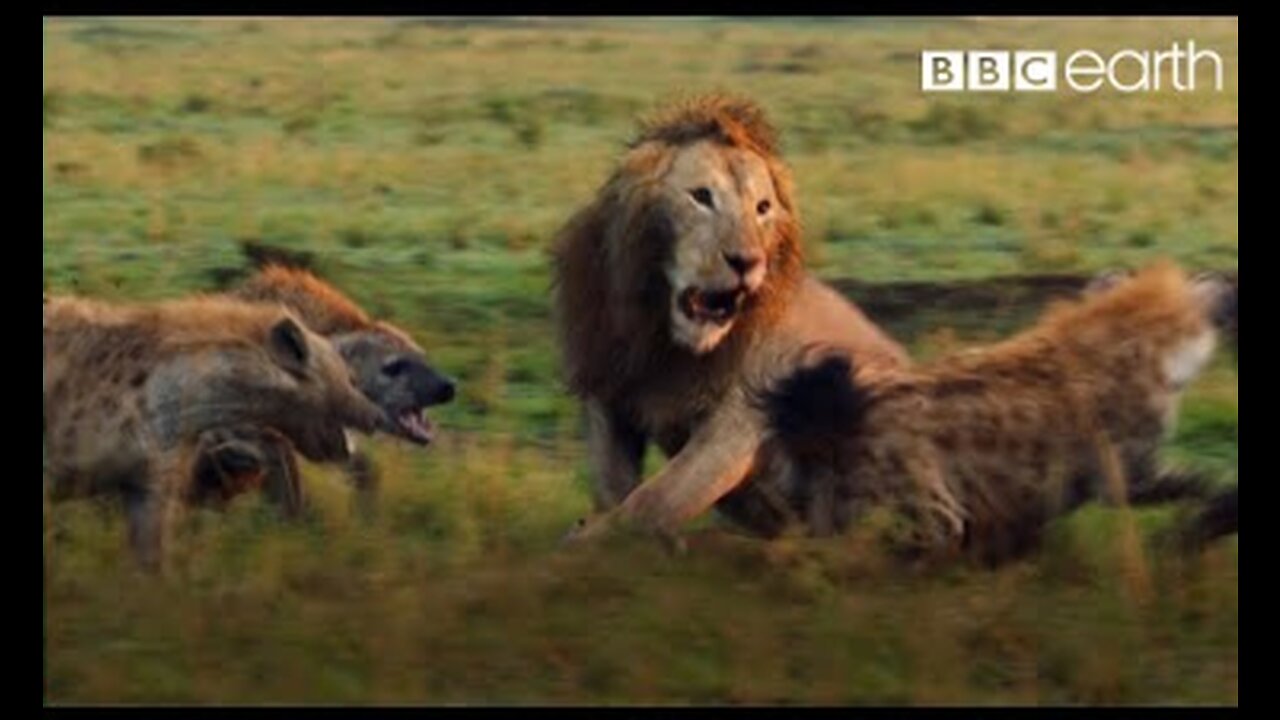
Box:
[44,17,1237,705]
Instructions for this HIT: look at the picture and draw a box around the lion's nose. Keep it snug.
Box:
[723,251,764,279]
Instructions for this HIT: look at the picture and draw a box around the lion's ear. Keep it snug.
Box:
[765,157,798,216]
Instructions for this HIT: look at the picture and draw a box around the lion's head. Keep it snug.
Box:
[552,95,804,399]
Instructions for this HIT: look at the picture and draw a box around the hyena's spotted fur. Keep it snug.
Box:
[192,265,456,518]
[44,295,384,570]
[763,262,1234,565]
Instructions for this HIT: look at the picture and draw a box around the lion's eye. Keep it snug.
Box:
[756,199,772,216]
[689,187,715,209]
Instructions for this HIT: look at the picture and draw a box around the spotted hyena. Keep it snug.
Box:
[43,295,385,570]
[762,261,1234,564]
[191,265,456,517]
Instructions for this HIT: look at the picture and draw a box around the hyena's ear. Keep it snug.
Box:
[268,317,311,374]
[1191,272,1236,328]
[1083,269,1133,296]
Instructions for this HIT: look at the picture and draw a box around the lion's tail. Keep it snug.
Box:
[762,354,870,466]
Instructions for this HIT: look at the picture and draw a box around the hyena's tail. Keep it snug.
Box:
[1177,485,1238,551]
[761,354,871,467]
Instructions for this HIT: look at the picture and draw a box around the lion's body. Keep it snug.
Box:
[765,262,1231,563]
[552,95,909,540]
[43,295,384,569]
[612,276,909,438]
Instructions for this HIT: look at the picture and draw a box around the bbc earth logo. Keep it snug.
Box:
[921,41,1225,93]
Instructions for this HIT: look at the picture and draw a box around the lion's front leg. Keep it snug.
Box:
[585,398,648,511]
[571,398,763,543]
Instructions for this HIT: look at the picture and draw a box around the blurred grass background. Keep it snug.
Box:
[43,17,1237,705]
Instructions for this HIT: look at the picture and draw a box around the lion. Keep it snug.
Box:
[43,295,385,570]
[191,265,457,517]
[761,262,1234,564]
[552,95,910,543]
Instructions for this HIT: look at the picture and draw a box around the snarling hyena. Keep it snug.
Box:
[43,295,385,570]
[192,265,456,517]
[762,261,1234,565]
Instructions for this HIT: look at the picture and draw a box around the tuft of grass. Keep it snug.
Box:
[136,136,205,172]
[909,103,1005,145]
[178,93,215,114]
[44,89,64,128]
[973,202,1007,228]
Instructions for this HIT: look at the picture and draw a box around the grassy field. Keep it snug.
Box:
[43,18,1237,705]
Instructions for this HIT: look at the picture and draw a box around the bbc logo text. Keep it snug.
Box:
[921,42,1225,93]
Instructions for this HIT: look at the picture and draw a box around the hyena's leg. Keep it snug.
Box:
[193,427,305,519]
[715,481,795,539]
[125,490,169,573]
[803,466,841,539]
[884,452,969,563]
[1095,440,1217,507]
[1119,448,1218,507]
[344,449,380,520]
[1127,468,1219,506]
[714,444,803,539]
[1196,485,1238,540]
[253,430,305,520]
[191,428,269,507]
[124,451,186,573]
[1176,485,1238,551]
[908,455,968,548]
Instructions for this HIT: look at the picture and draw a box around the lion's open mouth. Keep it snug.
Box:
[678,287,745,327]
